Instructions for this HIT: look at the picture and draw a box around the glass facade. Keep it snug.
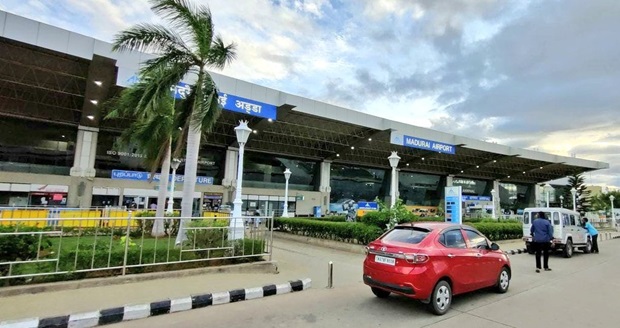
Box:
[95,131,225,184]
[0,117,75,175]
[499,183,533,212]
[398,172,443,206]
[243,152,318,191]
[452,178,490,196]
[329,164,387,203]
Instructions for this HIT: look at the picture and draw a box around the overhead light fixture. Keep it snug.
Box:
[493,160,497,163]
[268,118,273,122]
[87,115,95,120]
[61,135,65,138]
[540,167,543,169]
[460,170,464,173]
[507,175,511,178]
[252,130,257,134]
[476,165,480,168]
[421,157,425,161]
[523,171,526,174]
[350,146,355,150]
[406,163,410,166]
[90,100,98,105]
[94,81,103,86]
[368,138,372,141]
[336,154,340,157]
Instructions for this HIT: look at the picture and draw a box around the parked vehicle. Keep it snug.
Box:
[522,207,591,258]
[363,222,511,315]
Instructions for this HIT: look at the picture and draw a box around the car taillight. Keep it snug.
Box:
[404,254,429,264]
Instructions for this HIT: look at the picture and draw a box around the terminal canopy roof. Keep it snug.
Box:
[0,36,608,185]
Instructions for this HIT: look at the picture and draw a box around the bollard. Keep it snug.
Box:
[327,261,334,289]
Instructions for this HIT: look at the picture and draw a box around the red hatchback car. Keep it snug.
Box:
[363,222,511,315]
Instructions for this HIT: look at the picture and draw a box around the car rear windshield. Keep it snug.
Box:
[381,227,430,245]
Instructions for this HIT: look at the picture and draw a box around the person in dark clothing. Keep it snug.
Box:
[530,211,554,273]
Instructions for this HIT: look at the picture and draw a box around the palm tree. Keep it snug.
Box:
[112,0,236,244]
[105,68,177,237]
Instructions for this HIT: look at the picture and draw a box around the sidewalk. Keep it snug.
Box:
[0,263,304,322]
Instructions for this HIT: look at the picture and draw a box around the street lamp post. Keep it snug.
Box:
[570,187,577,212]
[231,121,252,241]
[490,189,497,220]
[166,158,181,214]
[544,183,552,208]
[388,152,401,208]
[559,195,564,208]
[282,168,291,217]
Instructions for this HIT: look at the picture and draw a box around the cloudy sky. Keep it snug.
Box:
[2,0,618,187]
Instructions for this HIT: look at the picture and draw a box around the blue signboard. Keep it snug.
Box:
[462,195,491,201]
[217,92,277,121]
[445,186,462,224]
[358,202,379,210]
[403,135,455,154]
[111,170,213,185]
[171,82,192,100]
[390,132,455,154]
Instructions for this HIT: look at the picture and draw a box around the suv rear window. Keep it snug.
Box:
[382,227,430,245]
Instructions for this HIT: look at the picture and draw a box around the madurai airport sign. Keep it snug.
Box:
[390,132,456,155]
[111,170,213,185]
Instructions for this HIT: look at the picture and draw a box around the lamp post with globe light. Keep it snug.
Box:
[559,195,564,208]
[230,121,252,240]
[610,195,615,230]
[282,168,291,217]
[388,152,400,208]
[571,187,577,212]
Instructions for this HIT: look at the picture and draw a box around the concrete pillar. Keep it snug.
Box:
[68,125,98,208]
[446,175,454,187]
[319,161,331,215]
[222,148,239,204]
[493,180,500,217]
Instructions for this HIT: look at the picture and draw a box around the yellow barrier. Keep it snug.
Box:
[0,209,48,227]
[202,211,231,218]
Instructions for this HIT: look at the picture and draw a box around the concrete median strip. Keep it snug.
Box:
[504,248,528,255]
[0,278,312,328]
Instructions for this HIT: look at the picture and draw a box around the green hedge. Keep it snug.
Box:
[358,211,443,229]
[274,218,383,244]
[467,222,523,241]
[275,217,523,244]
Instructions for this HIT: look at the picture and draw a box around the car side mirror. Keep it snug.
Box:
[490,243,500,251]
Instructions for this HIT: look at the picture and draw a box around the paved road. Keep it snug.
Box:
[113,237,620,328]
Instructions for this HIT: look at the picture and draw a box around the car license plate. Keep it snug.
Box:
[375,255,396,266]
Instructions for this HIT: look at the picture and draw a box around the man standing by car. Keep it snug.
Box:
[531,211,554,273]
[583,218,599,253]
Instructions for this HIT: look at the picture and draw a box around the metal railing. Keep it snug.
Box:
[0,214,274,283]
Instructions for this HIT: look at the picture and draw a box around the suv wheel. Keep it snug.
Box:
[583,239,592,254]
[563,239,573,258]
[428,280,452,315]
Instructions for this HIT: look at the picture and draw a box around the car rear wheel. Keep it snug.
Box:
[371,287,390,298]
[428,280,452,315]
[563,239,573,258]
[496,267,510,293]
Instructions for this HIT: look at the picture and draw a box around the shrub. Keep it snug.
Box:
[316,215,347,222]
[274,218,383,244]
[0,226,53,274]
[359,211,442,229]
[185,219,229,256]
[468,222,523,241]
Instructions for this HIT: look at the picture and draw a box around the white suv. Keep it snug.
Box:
[522,207,591,258]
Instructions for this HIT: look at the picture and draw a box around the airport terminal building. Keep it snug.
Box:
[0,10,610,216]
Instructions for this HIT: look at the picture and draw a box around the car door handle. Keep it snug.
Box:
[447,254,455,258]
[476,253,482,258]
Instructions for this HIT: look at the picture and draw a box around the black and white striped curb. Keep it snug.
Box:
[503,248,528,255]
[0,278,311,328]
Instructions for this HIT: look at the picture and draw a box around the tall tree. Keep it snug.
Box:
[105,68,178,236]
[112,0,236,244]
[565,173,591,215]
